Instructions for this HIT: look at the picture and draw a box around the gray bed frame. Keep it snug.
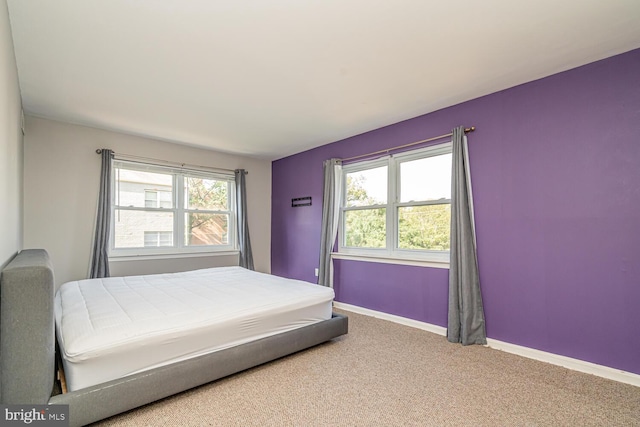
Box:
[0,249,348,426]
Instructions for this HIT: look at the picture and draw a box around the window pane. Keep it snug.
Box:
[185,177,228,210]
[159,231,173,246]
[144,231,173,247]
[398,204,450,251]
[159,191,172,208]
[346,166,387,207]
[185,213,229,246]
[344,208,386,248]
[116,169,173,208]
[144,191,158,208]
[114,210,173,248]
[400,154,451,202]
[144,190,172,208]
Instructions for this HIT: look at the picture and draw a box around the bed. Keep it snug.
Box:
[0,249,348,426]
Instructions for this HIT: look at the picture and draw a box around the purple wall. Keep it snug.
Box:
[271,49,640,375]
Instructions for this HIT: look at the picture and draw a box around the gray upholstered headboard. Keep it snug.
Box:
[0,249,56,404]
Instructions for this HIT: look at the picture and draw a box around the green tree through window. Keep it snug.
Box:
[344,175,386,248]
[185,177,230,246]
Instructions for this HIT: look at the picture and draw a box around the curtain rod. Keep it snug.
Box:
[95,149,247,175]
[340,126,475,163]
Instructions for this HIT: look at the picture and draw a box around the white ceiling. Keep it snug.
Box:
[7,1,640,160]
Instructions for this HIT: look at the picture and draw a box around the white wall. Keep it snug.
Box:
[23,116,272,285]
[0,0,23,269]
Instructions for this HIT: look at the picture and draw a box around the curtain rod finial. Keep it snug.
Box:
[465,126,476,133]
[96,149,102,154]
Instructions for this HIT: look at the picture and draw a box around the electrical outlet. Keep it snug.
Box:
[314,268,319,277]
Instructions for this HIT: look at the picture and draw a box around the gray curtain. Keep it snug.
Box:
[318,158,342,287]
[235,169,254,270]
[447,126,487,345]
[89,149,113,278]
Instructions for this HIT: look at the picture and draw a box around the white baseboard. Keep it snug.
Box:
[333,302,640,388]
[334,302,448,336]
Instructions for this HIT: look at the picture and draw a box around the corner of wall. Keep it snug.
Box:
[0,0,24,269]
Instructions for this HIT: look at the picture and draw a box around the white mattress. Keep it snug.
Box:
[55,266,334,391]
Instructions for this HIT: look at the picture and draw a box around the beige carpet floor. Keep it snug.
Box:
[94,309,640,426]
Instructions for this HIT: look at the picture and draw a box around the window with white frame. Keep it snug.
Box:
[111,161,236,256]
[339,142,452,263]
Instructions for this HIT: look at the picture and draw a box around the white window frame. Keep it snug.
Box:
[338,142,452,265]
[110,161,237,258]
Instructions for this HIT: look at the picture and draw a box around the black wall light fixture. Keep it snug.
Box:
[291,197,312,207]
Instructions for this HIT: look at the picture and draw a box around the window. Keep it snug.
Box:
[339,142,452,263]
[111,161,236,256]
[144,190,172,208]
[144,231,173,247]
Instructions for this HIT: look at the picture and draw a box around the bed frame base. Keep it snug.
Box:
[52,313,347,426]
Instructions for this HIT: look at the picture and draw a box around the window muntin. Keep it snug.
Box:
[339,142,452,262]
[111,161,236,256]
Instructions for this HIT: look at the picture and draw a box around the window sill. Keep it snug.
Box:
[331,252,449,269]
[109,250,239,262]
